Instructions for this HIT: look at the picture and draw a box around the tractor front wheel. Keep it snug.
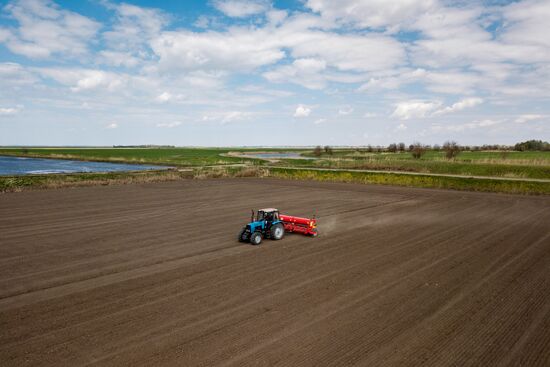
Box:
[238,228,249,242]
[270,223,285,240]
[250,232,263,245]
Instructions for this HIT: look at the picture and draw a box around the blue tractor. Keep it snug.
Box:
[238,208,285,245]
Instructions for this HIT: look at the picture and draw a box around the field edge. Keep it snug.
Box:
[2,166,549,195]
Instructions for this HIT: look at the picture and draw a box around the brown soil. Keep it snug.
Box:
[1,179,549,366]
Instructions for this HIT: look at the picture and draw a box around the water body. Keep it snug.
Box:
[0,156,171,176]
[239,152,316,160]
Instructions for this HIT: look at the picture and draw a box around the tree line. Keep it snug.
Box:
[313,139,549,160]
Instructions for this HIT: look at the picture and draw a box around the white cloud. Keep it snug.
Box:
[155,91,173,103]
[0,28,10,43]
[2,0,100,59]
[391,101,442,120]
[358,68,425,92]
[149,15,404,77]
[515,114,544,123]
[314,118,326,124]
[105,122,118,129]
[433,98,483,116]
[0,62,37,86]
[422,69,481,94]
[358,68,482,95]
[266,9,288,25]
[363,112,377,118]
[151,29,285,72]
[213,0,270,18]
[392,98,483,120]
[103,2,168,51]
[289,32,405,72]
[432,119,504,132]
[97,51,140,68]
[36,68,126,92]
[0,105,22,115]
[72,72,122,92]
[501,0,550,48]
[263,58,327,89]
[201,111,251,124]
[294,104,311,117]
[156,121,182,128]
[395,123,407,131]
[221,111,250,123]
[306,0,437,30]
[409,3,550,73]
[338,106,354,115]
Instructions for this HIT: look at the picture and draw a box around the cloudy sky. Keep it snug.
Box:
[0,0,549,146]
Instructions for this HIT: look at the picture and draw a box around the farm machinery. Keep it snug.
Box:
[238,208,317,245]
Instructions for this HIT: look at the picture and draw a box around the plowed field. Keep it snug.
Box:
[1,179,549,366]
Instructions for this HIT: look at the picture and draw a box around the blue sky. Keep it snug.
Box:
[0,0,549,146]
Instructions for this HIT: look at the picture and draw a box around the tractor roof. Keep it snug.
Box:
[258,208,278,212]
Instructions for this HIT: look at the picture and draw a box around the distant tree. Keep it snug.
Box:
[387,143,397,153]
[410,142,426,159]
[22,148,29,154]
[398,142,406,152]
[366,145,373,152]
[514,140,550,151]
[408,144,415,152]
[313,145,323,156]
[433,144,441,151]
[324,145,333,155]
[443,141,461,159]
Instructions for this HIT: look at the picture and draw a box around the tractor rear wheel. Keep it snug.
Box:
[250,232,262,245]
[238,228,249,242]
[270,223,285,240]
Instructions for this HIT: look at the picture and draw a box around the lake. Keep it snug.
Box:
[0,156,171,176]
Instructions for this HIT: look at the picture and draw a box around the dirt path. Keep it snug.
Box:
[1,179,549,366]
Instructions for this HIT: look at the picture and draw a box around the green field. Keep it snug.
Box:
[0,147,248,166]
[1,147,549,194]
[281,149,550,180]
[269,168,550,195]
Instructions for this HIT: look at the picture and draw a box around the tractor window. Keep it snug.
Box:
[257,212,265,221]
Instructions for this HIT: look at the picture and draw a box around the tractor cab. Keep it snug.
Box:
[255,208,280,223]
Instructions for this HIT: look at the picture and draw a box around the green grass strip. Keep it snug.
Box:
[268,168,550,195]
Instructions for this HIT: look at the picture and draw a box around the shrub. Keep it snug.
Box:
[443,141,461,159]
[313,146,323,156]
[410,142,426,159]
